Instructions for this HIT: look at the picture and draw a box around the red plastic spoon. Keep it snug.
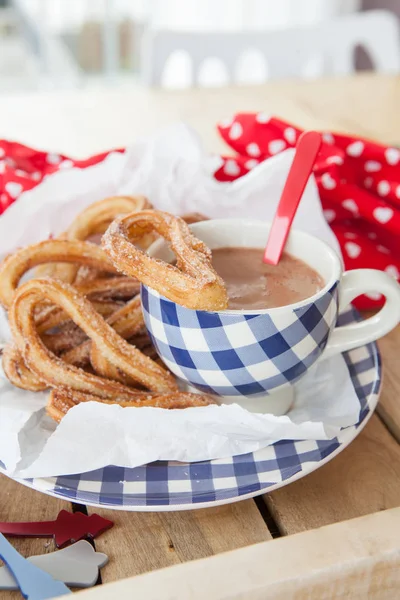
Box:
[263,130,322,265]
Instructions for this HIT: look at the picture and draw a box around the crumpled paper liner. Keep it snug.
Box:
[0,124,359,478]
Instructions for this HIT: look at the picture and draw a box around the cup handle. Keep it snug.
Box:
[321,269,400,360]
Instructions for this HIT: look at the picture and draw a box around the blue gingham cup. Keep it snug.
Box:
[142,219,400,414]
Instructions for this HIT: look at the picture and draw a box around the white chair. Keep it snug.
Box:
[141,10,400,87]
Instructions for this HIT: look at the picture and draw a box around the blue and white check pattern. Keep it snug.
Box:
[141,282,339,396]
[0,309,381,510]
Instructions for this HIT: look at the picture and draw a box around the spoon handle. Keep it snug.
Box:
[263,131,322,265]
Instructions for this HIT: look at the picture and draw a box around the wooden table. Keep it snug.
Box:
[0,74,400,599]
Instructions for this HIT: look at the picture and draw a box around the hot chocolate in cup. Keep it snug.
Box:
[142,219,400,415]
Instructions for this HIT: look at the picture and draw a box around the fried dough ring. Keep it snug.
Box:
[42,323,89,356]
[35,195,153,283]
[41,299,122,355]
[90,336,158,386]
[0,239,117,310]
[9,278,176,396]
[47,388,215,423]
[38,298,123,335]
[61,295,144,367]
[2,344,46,391]
[35,276,138,337]
[4,297,143,391]
[74,276,140,300]
[103,210,228,310]
[66,195,151,240]
[90,343,132,385]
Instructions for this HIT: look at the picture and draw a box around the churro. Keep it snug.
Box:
[0,239,116,310]
[1,199,219,423]
[10,278,176,395]
[34,195,153,282]
[103,209,228,310]
[47,388,215,423]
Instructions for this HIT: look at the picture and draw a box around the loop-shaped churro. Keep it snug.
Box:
[2,200,219,423]
[2,344,46,391]
[103,210,228,310]
[38,298,124,335]
[61,295,144,367]
[47,388,215,423]
[90,343,131,385]
[66,195,151,240]
[0,239,116,310]
[3,296,144,391]
[9,278,177,396]
[34,195,153,283]
[74,276,140,300]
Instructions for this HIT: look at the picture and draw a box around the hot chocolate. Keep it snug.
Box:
[211,247,324,310]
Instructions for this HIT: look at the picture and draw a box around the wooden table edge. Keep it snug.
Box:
[73,506,400,600]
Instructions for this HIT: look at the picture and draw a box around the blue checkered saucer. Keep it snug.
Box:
[0,309,381,512]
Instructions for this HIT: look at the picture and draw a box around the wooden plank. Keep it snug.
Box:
[89,500,271,584]
[0,474,69,600]
[264,414,400,535]
[376,325,400,443]
[158,502,271,560]
[68,507,400,600]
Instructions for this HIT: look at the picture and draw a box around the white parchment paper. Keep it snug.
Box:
[0,124,359,479]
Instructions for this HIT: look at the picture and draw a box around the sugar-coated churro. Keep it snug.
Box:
[103,209,228,310]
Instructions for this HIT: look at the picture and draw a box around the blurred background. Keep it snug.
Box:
[0,0,399,92]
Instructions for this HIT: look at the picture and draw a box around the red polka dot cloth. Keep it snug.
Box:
[215,114,400,310]
[0,141,120,216]
[0,116,399,311]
